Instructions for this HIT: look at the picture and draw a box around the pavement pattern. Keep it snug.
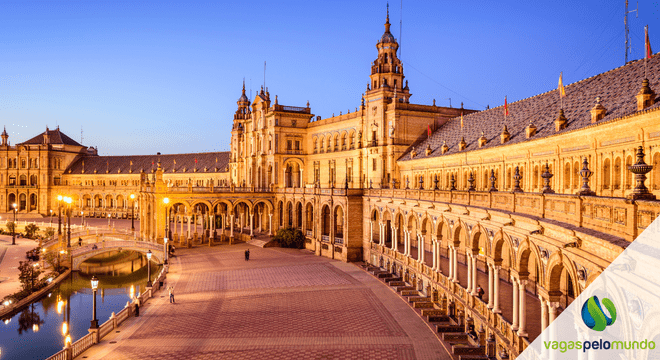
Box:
[76,244,451,360]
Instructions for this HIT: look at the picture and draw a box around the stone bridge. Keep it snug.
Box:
[70,239,164,271]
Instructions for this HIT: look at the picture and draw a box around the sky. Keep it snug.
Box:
[0,0,658,155]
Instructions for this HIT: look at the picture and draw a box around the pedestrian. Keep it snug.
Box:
[78,237,83,247]
[476,284,484,300]
[246,249,250,261]
[168,286,175,303]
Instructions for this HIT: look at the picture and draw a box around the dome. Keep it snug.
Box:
[380,31,395,44]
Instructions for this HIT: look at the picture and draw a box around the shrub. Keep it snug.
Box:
[272,227,305,249]
[24,224,39,239]
[5,221,15,234]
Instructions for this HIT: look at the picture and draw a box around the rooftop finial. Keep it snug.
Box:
[384,2,391,32]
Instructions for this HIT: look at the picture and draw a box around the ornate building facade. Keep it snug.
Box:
[3,10,660,359]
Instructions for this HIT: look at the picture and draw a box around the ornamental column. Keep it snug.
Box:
[187,215,191,240]
[370,221,374,243]
[405,230,411,256]
[392,225,398,250]
[539,297,549,331]
[511,278,519,331]
[268,213,273,235]
[250,213,254,237]
[431,237,438,271]
[517,279,528,337]
[470,254,478,296]
[417,234,423,262]
[448,245,453,279]
[230,214,234,238]
[493,266,501,313]
[452,247,458,282]
[487,264,494,308]
[466,253,472,292]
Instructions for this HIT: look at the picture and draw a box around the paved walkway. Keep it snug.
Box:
[76,244,451,360]
[0,235,40,301]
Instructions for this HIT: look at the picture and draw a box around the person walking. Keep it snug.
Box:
[168,286,175,304]
[476,284,485,300]
[246,249,250,261]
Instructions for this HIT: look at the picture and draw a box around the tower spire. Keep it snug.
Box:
[385,2,391,32]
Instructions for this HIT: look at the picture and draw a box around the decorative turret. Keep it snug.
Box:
[1,127,8,146]
[500,125,510,144]
[441,141,449,154]
[43,127,51,144]
[525,123,537,138]
[458,137,467,151]
[234,80,250,120]
[555,109,567,131]
[590,97,606,123]
[636,78,656,111]
[478,131,487,148]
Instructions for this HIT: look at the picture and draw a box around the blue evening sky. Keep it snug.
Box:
[0,1,657,155]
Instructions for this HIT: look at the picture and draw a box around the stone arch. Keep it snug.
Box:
[546,251,579,307]
[516,238,543,282]
[333,204,344,239]
[603,157,612,190]
[321,204,331,236]
[491,231,515,268]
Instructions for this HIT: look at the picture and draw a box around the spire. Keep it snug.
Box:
[385,2,390,31]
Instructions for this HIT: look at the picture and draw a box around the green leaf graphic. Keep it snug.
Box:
[587,298,607,331]
[602,298,617,326]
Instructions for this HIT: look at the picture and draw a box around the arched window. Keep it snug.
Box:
[564,163,571,190]
[603,158,611,190]
[625,155,633,189]
[614,157,622,190]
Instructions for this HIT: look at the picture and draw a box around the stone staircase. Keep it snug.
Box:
[359,263,490,360]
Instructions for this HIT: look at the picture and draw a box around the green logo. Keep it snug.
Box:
[581,296,617,331]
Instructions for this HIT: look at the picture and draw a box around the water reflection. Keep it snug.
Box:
[0,259,160,360]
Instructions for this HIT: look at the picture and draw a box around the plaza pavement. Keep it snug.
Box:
[75,243,452,360]
[0,235,41,301]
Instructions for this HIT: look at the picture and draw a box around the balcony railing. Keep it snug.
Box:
[321,235,330,242]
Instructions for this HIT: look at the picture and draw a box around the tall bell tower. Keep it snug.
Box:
[367,4,408,101]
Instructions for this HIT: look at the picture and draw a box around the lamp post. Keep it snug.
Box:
[12,203,17,245]
[57,195,63,236]
[130,194,136,232]
[163,198,169,265]
[50,210,53,226]
[90,276,99,329]
[146,250,152,287]
[81,211,84,226]
[107,214,111,227]
[64,197,72,249]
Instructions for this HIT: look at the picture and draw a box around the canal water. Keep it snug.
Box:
[0,259,160,360]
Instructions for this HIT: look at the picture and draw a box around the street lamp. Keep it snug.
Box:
[57,195,63,236]
[63,197,72,249]
[11,203,17,245]
[163,198,169,265]
[81,211,84,226]
[146,250,152,287]
[130,194,136,231]
[50,209,53,226]
[107,213,111,227]
[90,276,99,329]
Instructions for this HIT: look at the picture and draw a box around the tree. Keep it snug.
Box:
[272,227,305,249]
[18,261,44,292]
[6,221,15,235]
[43,251,62,274]
[24,224,39,239]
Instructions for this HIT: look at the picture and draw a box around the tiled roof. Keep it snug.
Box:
[401,55,660,161]
[19,127,82,146]
[66,151,231,175]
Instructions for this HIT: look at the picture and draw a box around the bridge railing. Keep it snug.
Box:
[46,264,169,360]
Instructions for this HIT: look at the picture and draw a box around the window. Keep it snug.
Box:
[9,176,15,185]
[54,176,61,185]
[295,141,300,150]
[21,159,26,169]
[373,158,377,171]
